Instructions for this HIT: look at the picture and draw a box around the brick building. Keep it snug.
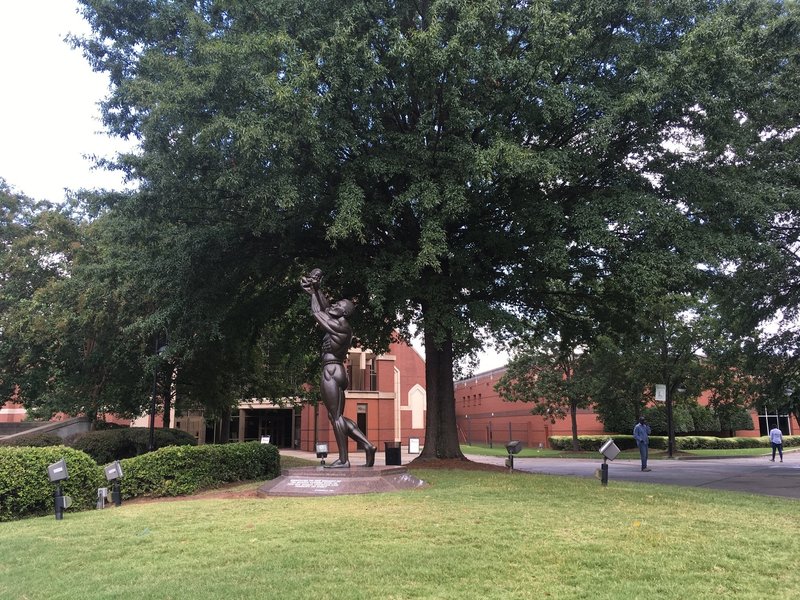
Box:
[454,367,798,449]
[174,340,427,454]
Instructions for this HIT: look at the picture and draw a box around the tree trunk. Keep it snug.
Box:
[161,366,174,429]
[219,409,231,443]
[417,322,465,461]
[570,400,579,451]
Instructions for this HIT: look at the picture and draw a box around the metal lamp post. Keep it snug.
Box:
[666,383,675,459]
[148,341,167,452]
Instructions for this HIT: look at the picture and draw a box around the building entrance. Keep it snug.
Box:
[241,408,294,447]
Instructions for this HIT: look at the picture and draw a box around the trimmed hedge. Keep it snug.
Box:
[549,434,800,451]
[549,435,647,451]
[0,446,104,522]
[0,432,64,447]
[69,427,197,463]
[0,442,282,520]
[118,442,280,499]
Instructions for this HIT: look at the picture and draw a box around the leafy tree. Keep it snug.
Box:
[73,0,800,460]
[0,192,153,421]
[745,351,800,434]
[580,294,723,441]
[496,336,593,451]
[583,335,651,434]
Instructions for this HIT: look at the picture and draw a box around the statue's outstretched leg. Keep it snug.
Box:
[364,445,376,467]
[325,415,350,468]
[344,417,376,467]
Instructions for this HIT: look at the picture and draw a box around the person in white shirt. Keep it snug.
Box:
[769,424,784,462]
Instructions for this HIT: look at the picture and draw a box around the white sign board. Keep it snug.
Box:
[409,437,420,454]
[655,384,666,402]
[260,436,271,444]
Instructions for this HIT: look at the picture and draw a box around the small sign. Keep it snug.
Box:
[409,437,420,454]
[655,384,666,402]
[260,436,271,444]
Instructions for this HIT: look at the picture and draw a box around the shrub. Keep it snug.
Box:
[594,397,639,437]
[548,435,659,451]
[118,442,280,499]
[0,446,103,522]
[93,421,127,430]
[69,427,197,463]
[784,435,800,448]
[643,404,694,435]
[551,434,798,451]
[0,432,64,447]
[688,405,720,432]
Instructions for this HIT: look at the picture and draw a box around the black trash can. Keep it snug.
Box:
[384,441,402,466]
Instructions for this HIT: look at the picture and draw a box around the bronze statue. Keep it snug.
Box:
[301,269,376,468]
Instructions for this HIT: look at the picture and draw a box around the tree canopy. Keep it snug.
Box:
[50,0,800,457]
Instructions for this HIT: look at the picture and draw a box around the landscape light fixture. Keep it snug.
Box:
[316,443,329,466]
[104,460,124,506]
[46,458,72,520]
[97,487,109,509]
[505,440,523,471]
[597,439,621,486]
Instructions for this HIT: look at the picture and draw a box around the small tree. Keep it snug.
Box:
[496,337,593,451]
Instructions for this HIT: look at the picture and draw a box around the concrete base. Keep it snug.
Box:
[257,465,427,497]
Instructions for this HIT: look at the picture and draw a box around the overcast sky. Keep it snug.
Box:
[0,1,508,372]
[0,1,131,202]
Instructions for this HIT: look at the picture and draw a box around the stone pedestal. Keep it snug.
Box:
[257,465,426,497]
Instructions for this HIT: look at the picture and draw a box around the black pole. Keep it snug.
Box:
[148,370,157,452]
[666,384,675,459]
[506,452,514,471]
[112,481,122,506]
[313,402,319,451]
[148,337,159,452]
[601,458,609,486]
[54,483,64,520]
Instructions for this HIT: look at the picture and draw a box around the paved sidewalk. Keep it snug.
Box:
[280,449,800,500]
[465,452,800,500]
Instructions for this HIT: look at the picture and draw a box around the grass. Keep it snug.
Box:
[461,444,784,459]
[1,466,798,599]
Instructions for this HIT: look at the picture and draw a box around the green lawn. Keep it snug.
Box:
[1,466,797,599]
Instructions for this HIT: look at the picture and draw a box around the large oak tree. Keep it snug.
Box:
[73,0,799,459]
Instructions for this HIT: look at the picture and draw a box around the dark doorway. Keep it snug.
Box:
[356,403,368,449]
[242,409,294,447]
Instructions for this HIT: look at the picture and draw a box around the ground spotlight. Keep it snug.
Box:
[46,459,71,520]
[597,439,620,486]
[316,443,329,466]
[505,440,523,471]
[104,460,124,506]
